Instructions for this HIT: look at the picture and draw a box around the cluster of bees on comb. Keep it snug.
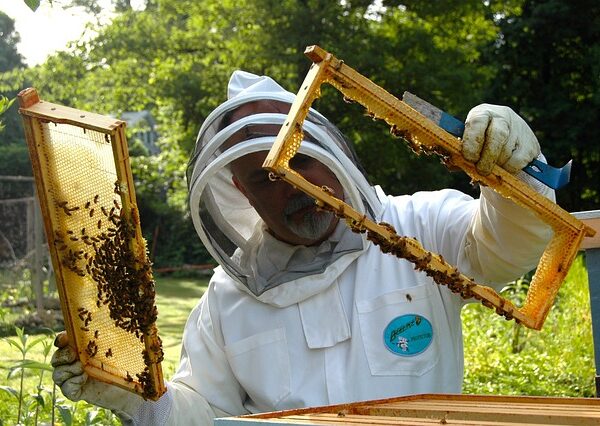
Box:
[309,91,517,321]
[53,181,163,399]
[321,203,519,322]
[314,166,518,323]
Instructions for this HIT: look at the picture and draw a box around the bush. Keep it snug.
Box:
[462,255,594,397]
[0,144,32,181]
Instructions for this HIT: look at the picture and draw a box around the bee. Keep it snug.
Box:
[86,340,98,357]
[97,219,102,229]
[89,208,94,217]
[85,201,91,209]
[94,194,99,204]
[105,348,113,358]
[321,185,335,195]
[406,294,412,302]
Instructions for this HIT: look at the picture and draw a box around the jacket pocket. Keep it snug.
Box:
[356,284,440,376]
[224,328,291,408]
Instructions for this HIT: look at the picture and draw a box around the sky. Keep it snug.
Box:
[0,1,112,66]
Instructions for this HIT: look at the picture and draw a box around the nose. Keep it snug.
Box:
[273,175,304,200]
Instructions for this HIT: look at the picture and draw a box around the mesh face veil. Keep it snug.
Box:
[186,71,382,299]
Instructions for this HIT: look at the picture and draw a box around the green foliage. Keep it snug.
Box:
[23,0,42,12]
[0,327,120,425]
[0,144,32,178]
[3,0,597,267]
[0,12,25,72]
[0,96,14,133]
[484,0,600,211]
[3,327,54,424]
[0,12,27,153]
[0,276,206,424]
[463,255,595,397]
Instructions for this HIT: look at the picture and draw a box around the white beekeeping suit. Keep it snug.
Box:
[51,69,555,426]
[158,71,554,423]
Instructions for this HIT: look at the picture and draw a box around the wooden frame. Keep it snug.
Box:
[216,393,600,425]
[263,45,596,330]
[18,88,165,400]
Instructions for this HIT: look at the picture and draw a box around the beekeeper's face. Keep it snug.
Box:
[228,102,343,246]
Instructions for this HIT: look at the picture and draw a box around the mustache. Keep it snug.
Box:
[284,193,316,216]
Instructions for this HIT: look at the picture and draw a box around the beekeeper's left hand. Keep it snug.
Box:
[51,332,144,424]
[462,104,540,175]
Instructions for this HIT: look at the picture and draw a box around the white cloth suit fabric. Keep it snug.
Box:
[131,71,555,425]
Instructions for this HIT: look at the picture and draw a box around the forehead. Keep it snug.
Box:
[228,100,290,123]
[222,100,291,153]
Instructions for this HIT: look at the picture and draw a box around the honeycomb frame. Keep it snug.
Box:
[263,45,596,330]
[18,88,165,400]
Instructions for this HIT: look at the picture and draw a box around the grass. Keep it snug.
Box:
[153,276,208,376]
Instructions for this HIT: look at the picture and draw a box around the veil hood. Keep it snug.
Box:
[186,70,382,305]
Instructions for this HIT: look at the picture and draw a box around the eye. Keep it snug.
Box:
[290,154,313,170]
[248,171,272,185]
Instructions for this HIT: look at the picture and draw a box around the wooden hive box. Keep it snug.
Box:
[215,394,600,425]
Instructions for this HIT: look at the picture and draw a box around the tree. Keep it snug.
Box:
[0,12,29,176]
[0,12,25,72]
[14,0,553,265]
[484,0,600,211]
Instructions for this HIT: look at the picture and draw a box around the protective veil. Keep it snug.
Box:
[186,71,382,303]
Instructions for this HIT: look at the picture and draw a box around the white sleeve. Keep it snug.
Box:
[168,286,247,423]
[129,284,247,425]
[460,162,556,287]
[130,381,232,426]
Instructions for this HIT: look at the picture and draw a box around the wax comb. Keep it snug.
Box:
[401,92,572,190]
[263,45,596,330]
[18,88,165,399]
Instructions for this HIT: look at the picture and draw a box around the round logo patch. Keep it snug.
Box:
[383,314,433,356]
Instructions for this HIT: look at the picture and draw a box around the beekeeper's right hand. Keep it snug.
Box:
[51,331,144,424]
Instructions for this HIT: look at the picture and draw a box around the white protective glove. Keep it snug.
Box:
[462,104,541,175]
[51,332,144,424]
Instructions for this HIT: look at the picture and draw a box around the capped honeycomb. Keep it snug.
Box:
[18,88,165,400]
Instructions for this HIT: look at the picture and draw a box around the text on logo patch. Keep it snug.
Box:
[383,314,433,356]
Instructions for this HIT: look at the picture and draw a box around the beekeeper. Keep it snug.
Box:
[51,70,554,425]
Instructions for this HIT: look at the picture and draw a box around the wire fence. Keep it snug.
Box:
[0,175,55,330]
